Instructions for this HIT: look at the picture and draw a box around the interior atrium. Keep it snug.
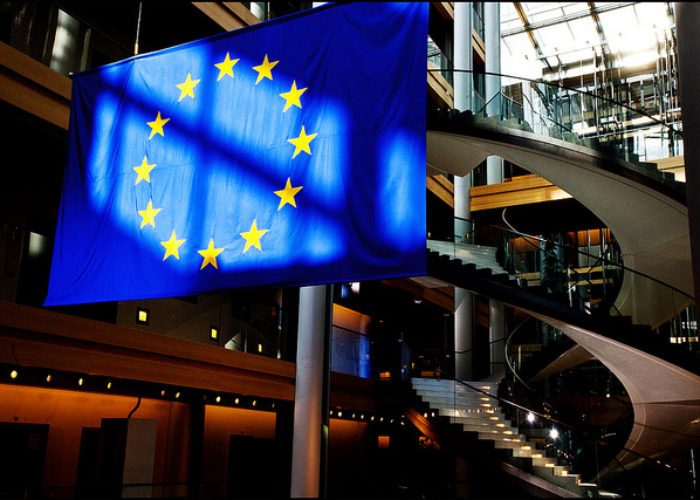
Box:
[0,1,697,498]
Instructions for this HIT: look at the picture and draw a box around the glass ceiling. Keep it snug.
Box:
[500,2,676,82]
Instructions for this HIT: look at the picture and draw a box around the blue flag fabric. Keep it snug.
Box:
[45,2,428,306]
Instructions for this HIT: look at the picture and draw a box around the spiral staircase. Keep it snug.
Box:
[417,71,699,493]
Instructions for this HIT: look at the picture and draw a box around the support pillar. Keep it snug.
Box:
[676,3,700,303]
[289,5,333,494]
[454,288,473,380]
[484,2,503,185]
[488,300,506,376]
[453,2,474,382]
[290,285,330,497]
[453,2,473,111]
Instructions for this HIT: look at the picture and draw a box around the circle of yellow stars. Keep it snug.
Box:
[134,51,312,271]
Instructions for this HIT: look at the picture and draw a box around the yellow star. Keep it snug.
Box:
[252,54,278,85]
[147,111,170,139]
[215,52,239,81]
[198,238,224,270]
[138,199,161,229]
[279,80,307,112]
[161,230,186,261]
[176,73,200,101]
[133,156,156,185]
[287,126,318,158]
[240,219,269,253]
[274,178,303,210]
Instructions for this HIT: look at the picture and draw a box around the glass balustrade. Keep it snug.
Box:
[429,70,684,180]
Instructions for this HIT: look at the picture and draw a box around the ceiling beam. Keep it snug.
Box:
[586,1,612,73]
[513,2,553,71]
[502,2,635,37]
[192,2,260,32]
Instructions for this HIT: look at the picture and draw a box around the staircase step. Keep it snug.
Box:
[411,378,497,395]
[532,465,584,491]
[410,377,596,497]
[493,438,533,450]
[478,431,527,443]
[415,386,496,397]
[417,394,496,405]
[462,422,519,434]
[532,456,557,467]
[511,445,544,458]
[448,413,506,425]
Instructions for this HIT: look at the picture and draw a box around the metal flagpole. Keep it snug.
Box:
[134,2,143,55]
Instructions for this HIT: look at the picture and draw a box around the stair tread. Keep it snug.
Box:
[411,377,594,496]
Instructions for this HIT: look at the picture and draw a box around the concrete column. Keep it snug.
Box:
[454,288,473,380]
[454,175,471,243]
[453,2,474,382]
[676,3,700,303]
[488,300,506,376]
[453,1,473,239]
[485,2,503,185]
[290,285,327,497]
[484,2,501,117]
[486,157,503,185]
[453,2,473,111]
[290,8,330,495]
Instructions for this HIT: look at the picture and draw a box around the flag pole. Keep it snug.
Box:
[134,1,143,55]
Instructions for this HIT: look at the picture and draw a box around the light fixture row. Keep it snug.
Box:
[3,365,277,412]
[4,365,408,428]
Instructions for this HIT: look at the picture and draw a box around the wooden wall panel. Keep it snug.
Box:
[471,175,572,211]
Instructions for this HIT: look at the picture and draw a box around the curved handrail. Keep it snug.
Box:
[428,68,682,138]
[451,214,694,302]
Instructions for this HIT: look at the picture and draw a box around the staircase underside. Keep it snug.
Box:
[524,308,700,477]
[427,118,692,328]
[426,249,700,479]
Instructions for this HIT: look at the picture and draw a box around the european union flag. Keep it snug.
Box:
[45,2,428,306]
